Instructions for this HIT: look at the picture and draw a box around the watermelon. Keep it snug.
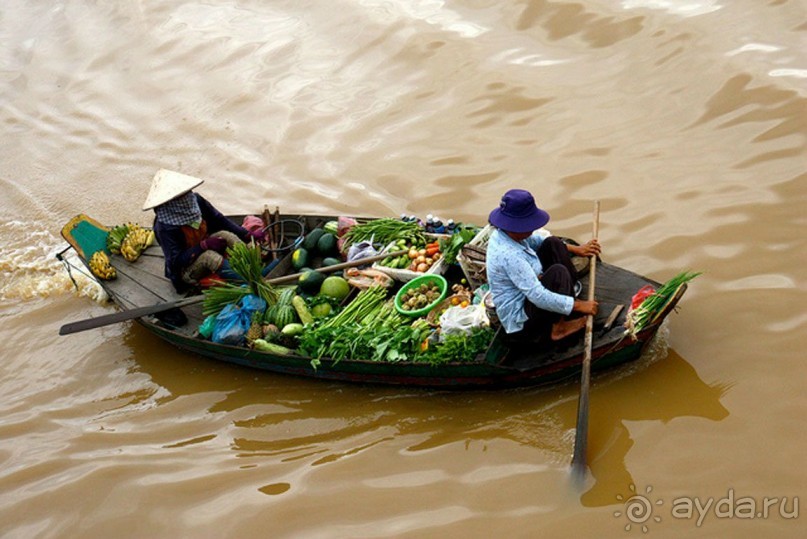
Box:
[273,304,298,328]
[303,228,325,251]
[264,304,280,325]
[298,270,325,295]
[291,248,309,271]
[316,233,337,256]
[323,221,338,235]
[277,287,297,306]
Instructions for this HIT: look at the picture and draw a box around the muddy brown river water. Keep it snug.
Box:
[1,1,805,537]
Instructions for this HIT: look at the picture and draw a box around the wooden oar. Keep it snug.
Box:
[59,249,406,336]
[571,200,600,484]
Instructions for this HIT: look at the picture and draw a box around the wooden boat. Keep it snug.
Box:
[58,213,687,388]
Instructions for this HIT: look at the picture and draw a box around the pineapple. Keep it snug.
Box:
[246,311,263,345]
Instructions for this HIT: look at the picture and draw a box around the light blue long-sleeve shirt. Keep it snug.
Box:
[486,228,574,333]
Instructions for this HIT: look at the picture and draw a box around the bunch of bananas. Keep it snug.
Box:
[106,224,132,255]
[120,225,155,262]
[89,250,117,280]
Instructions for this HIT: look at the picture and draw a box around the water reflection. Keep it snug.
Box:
[574,347,730,506]
[126,324,728,507]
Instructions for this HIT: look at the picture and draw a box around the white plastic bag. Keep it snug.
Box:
[439,304,489,341]
[347,239,379,264]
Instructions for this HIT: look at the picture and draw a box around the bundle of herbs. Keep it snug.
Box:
[341,218,426,250]
[202,282,250,317]
[625,270,701,339]
[202,241,278,316]
[419,326,495,365]
[298,283,495,365]
[298,286,400,361]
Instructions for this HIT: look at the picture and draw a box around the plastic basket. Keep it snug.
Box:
[394,274,449,317]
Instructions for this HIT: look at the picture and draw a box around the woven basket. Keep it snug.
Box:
[457,225,493,290]
[457,225,565,289]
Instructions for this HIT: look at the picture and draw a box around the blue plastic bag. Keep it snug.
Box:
[211,295,268,345]
[212,303,251,345]
[240,294,267,315]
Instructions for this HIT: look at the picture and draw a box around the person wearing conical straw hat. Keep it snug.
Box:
[143,169,265,292]
[486,189,600,347]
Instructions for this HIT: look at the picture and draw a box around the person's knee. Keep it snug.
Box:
[541,264,574,294]
[183,250,224,284]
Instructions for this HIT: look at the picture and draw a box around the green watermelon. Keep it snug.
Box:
[303,228,325,251]
[291,248,309,271]
[316,233,337,256]
[277,287,297,306]
[264,304,280,325]
[323,221,338,235]
[273,304,298,329]
[298,270,325,295]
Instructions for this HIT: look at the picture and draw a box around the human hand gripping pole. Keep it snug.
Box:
[571,200,600,485]
[58,249,407,336]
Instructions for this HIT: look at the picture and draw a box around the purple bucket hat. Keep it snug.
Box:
[488,189,550,233]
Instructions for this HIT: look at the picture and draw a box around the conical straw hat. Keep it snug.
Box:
[142,169,204,210]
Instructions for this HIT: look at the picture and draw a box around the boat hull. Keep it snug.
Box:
[142,316,666,389]
[61,212,684,389]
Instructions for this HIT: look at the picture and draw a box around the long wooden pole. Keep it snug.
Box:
[571,200,600,484]
[59,250,406,336]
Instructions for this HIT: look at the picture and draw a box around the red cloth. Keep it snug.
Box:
[631,285,656,310]
[242,215,264,232]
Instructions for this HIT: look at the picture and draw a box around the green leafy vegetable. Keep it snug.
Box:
[202,282,250,317]
[625,271,701,338]
[420,326,495,365]
[201,242,278,316]
[341,218,426,250]
[438,225,479,265]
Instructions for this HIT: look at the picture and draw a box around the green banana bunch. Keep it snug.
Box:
[106,224,131,255]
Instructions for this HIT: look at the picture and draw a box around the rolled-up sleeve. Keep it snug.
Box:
[509,254,573,315]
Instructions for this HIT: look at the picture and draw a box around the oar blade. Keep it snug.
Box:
[58,296,202,335]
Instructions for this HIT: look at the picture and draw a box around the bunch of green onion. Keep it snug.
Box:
[320,285,389,329]
[227,241,278,306]
[201,241,277,316]
[202,282,250,317]
[341,218,426,249]
[625,271,701,338]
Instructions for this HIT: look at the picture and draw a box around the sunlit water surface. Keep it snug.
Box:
[1,1,805,537]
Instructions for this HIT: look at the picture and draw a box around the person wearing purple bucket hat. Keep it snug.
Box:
[486,189,601,345]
